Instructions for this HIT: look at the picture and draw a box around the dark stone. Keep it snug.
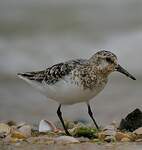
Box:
[119,109,142,132]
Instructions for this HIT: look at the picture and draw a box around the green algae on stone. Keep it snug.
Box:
[72,127,98,139]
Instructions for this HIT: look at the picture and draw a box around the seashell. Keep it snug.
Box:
[54,136,79,144]
[39,120,57,132]
[0,123,11,138]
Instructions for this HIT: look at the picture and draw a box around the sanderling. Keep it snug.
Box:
[17,50,136,136]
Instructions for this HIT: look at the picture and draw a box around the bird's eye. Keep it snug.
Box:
[106,58,113,63]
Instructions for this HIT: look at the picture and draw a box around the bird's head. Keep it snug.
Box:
[89,50,136,80]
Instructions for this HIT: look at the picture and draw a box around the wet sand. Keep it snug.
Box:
[0,142,142,150]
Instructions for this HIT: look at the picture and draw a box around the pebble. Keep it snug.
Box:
[3,135,23,143]
[103,130,116,136]
[133,127,142,135]
[121,137,131,142]
[11,131,26,139]
[0,123,11,138]
[103,125,116,131]
[115,132,131,141]
[104,136,116,143]
[76,137,90,142]
[98,125,116,141]
[98,132,106,141]
[7,121,16,126]
[135,139,142,142]
[119,109,142,132]
[54,136,80,144]
[16,122,26,129]
[103,125,116,136]
[18,125,31,137]
[133,127,142,140]
[3,135,12,143]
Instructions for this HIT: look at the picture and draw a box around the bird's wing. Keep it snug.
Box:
[17,59,88,85]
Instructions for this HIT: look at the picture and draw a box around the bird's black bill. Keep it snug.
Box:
[116,64,136,80]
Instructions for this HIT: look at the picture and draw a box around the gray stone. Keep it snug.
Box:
[54,136,79,144]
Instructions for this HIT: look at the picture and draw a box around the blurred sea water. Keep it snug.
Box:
[0,0,142,125]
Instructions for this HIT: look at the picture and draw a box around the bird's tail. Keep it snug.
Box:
[17,72,35,80]
[17,72,37,85]
[17,71,46,92]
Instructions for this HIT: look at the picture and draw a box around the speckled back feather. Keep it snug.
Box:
[18,59,88,85]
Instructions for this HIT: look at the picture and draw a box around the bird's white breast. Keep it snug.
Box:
[41,75,107,105]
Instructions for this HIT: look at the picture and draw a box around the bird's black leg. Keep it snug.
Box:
[87,103,99,129]
[57,104,71,136]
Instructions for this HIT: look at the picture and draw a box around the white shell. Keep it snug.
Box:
[39,120,56,132]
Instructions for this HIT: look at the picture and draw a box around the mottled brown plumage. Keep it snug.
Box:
[18,59,87,85]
